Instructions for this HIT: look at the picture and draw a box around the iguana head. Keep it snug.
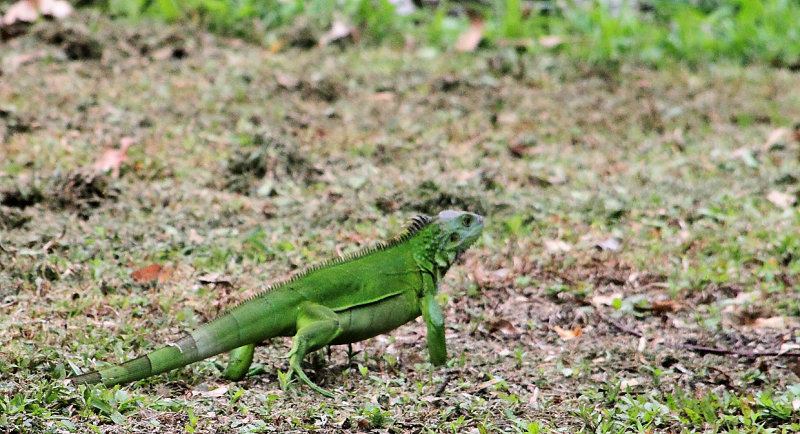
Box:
[424,210,484,269]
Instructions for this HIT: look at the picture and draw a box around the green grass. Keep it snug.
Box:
[576,384,800,432]
[67,0,800,67]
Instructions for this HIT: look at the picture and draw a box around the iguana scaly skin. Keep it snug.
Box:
[68,210,484,397]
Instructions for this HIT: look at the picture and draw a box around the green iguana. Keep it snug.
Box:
[69,210,484,397]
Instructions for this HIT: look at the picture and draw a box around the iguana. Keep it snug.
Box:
[68,210,484,397]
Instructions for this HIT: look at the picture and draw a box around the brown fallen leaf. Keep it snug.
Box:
[766,190,796,209]
[455,17,484,52]
[488,318,519,335]
[553,325,583,340]
[591,293,623,307]
[538,35,563,48]
[191,386,228,398]
[319,21,355,47]
[763,127,790,151]
[595,237,621,251]
[749,316,799,329]
[275,72,300,90]
[543,239,571,253]
[93,137,135,177]
[369,92,395,102]
[508,143,528,158]
[619,377,643,389]
[635,299,682,314]
[131,264,173,283]
[188,228,205,244]
[198,272,232,286]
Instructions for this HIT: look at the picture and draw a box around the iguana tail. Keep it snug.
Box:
[69,333,207,386]
[69,297,290,386]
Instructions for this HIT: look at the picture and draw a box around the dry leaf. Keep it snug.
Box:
[543,239,571,253]
[93,137,135,177]
[591,293,622,307]
[192,386,228,398]
[370,92,395,102]
[131,264,172,283]
[553,325,583,340]
[275,72,300,90]
[488,319,519,335]
[595,237,621,251]
[319,21,355,47]
[729,291,759,305]
[455,18,484,52]
[619,377,642,389]
[779,343,800,355]
[477,377,505,392]
[491,268,511,281]
[635,299,681,314]
[749,316,799,329]
[538,35,563,48]
[198,273,232,286]
[649,299,681,313]
[763,127,789,151]
[188,228,205,244]
[151,46,175,60]
[528,386,540,408]
[39,0,73,19]
[3,0,38,25]
[269,40,285,53]
[766,190,796,208]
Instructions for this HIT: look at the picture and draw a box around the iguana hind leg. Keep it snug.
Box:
[223,344,255,381]
[286,303,342,397]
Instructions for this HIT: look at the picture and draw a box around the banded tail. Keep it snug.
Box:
[69,296,287,386]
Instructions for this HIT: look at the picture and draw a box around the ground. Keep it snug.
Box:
[1,12,800,433]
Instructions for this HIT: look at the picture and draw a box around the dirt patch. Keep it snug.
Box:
[34,21,102,60]
[222,133,319,195]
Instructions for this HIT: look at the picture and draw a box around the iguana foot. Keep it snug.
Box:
[285,302,342,397]
[286,352,334,398]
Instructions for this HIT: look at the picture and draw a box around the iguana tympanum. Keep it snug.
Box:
[69,210,484,397]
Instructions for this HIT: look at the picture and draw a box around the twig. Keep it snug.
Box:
[435,369,454,396]
[597,311,643,338]
[680,344,800,358]
[596,308,800,358]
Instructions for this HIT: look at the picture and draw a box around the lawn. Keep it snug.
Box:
[1,6,800,433]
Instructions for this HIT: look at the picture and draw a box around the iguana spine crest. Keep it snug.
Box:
[221,215,434,312]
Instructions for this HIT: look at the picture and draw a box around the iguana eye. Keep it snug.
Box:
[462,215,473,226]
[450,233,460,242]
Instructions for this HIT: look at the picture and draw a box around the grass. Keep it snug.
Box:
[2,6,800,434]
[63,0,800,68]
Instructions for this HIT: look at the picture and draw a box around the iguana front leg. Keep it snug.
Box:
[419,271,447,365]
[421,292,446,365]
[223,344,255,381]
[285,302,342,397]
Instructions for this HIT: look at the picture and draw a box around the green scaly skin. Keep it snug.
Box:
[68,210,484,397]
